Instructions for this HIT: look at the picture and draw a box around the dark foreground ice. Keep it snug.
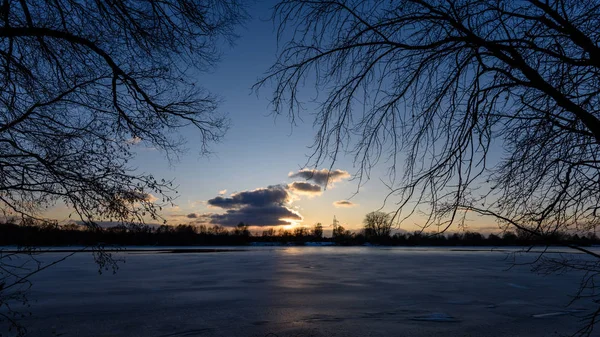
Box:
[7,246,600,337]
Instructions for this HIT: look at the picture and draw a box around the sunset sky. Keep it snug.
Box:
[46,0,497,234]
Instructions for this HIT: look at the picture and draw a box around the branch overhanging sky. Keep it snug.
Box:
[45,0,500,233]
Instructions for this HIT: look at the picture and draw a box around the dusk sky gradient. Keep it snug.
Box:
[47,0,499,234]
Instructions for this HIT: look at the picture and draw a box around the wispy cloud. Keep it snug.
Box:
[125,136,142,145]
[287,181,322,196]
[164,205,181,213]
[333,200,357,208]
[288,168,350,187]
[127,191,158,203]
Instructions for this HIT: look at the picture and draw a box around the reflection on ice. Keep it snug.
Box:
[14,246,597,337]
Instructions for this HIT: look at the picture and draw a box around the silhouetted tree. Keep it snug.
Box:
[259,1,600,333]
[157,225,174,235]
[0,1,245,334]
[363,211,392,241]
[262,228,276,237]
[312,223,324,239]
[332,223,346,238]
[2,221,598,247]
[197,225,209,235]
[260,0,600,240]
[462,231,484,245]
[293,226,308,237]
[1,0,244,227]
[175,225,197,235]
[233,222,250,237]
[209,225,229,236]
[487,233,501,245]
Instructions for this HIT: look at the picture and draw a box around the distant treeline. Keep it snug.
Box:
[0,222,599,247]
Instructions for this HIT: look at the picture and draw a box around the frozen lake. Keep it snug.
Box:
[7,246,600,336]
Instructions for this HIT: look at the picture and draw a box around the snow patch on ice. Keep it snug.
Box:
[533,309,586,318]
[507,283,528,289]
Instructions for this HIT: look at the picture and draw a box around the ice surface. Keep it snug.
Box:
[3,246,597,337]
[506,283,529,289]
[411,312,460,322]
[532,309,587,318]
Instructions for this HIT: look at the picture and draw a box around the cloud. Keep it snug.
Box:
[188,200,205,208]
[207,186,290,209]
[202,170,350,227]
[209,204,302,227]
[287,181,322,196]
[163,205,181,214]
[333,200,357,208]
[125,191,158,203]
[145,194,158,203]
[288,168,350,187]
[125,136,142,145]
[206,185,300,227]
[186,213,199,219]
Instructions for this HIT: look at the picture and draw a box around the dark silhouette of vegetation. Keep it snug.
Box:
[257,1,600,334]
[1,221,598,247]
[259,0,600,242]
[363,211,392,242]
[0,1,245,335]
[312,223,324,239]
[0,0,245,228]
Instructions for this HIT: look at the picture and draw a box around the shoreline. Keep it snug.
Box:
[1,245,597,255]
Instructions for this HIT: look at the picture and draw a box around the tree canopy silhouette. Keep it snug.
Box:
[258,1,600,334]
[0,0,244,226]
[0,1,245,334]
[259,0,600,245]
[363,211,392,240]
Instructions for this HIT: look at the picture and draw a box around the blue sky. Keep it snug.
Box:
[47,0,498,234]
[132,0,501,233]
[124,0,397,232]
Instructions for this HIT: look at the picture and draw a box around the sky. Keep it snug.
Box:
[113,1,386,232]
[46,0,499,234]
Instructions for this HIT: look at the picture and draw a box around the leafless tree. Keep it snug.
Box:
[312,222,323,239]
[0,0,245,334]
[257,0,600,335]
[363,211,392,239]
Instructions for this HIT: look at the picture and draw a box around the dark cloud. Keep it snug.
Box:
[205,185,300,227]
[186,213,199,219]
[288,169,350,186]
[287,181,322,195]
[209,205,302,227]
[333,200,357,208]
[207,185,289,209]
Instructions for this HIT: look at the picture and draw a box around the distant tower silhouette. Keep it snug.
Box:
[331,215,339,238]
